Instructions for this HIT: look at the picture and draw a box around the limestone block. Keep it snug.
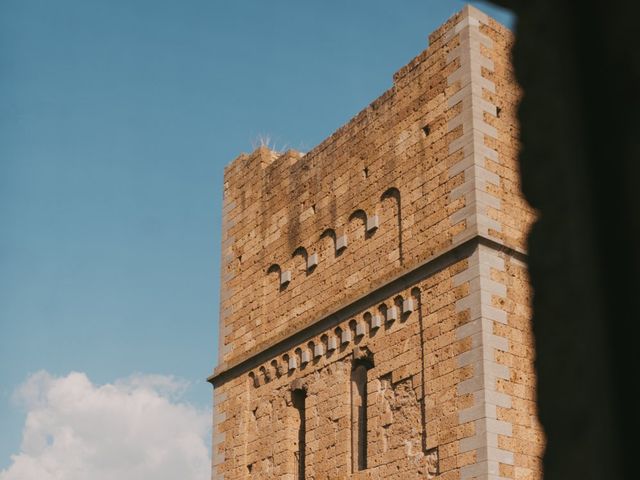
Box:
[301,350,311,365]
[280,270,291,287]
[403,298,415,314]
[336,234,348,252]
[366,215,379,232]
[288,356,297,371]
[307,252,318,270]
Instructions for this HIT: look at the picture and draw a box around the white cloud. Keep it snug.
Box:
[1,371,211,480]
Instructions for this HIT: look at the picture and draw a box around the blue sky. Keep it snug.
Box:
[0,0,512,476]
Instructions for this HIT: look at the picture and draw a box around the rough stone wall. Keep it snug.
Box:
[211,5,541,480]
[215,261,465,479]
[217,6,534,374]
[496,255,543,479]
[480,17,530,254]
[213,245,541,480]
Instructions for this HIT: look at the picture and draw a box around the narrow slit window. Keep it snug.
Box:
[351,364,368,472]
[292,389,306,479]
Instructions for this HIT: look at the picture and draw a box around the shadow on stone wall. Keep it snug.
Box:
[486,0,640,478]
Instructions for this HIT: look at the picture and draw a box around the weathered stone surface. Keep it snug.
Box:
[209,6,542,479]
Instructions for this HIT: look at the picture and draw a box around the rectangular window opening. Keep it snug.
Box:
[292,389,306,479]
[351,364,368,472]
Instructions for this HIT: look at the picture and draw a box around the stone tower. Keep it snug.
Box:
[208,5,543,479]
